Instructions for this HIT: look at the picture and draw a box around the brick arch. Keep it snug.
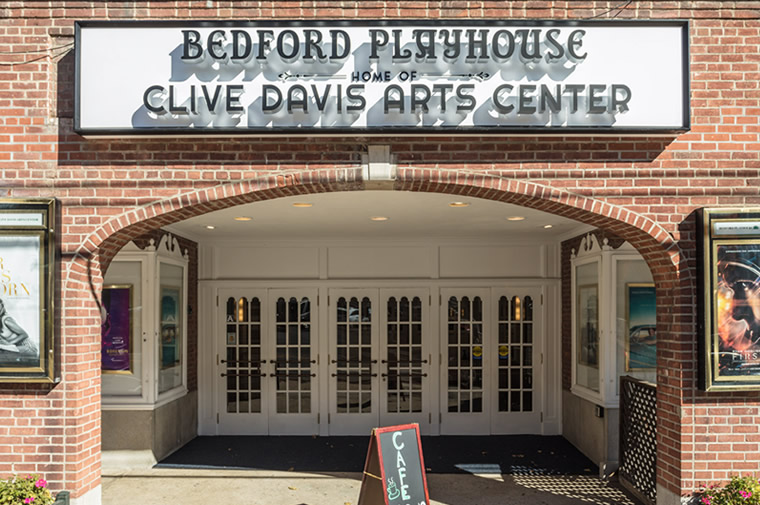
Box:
[64,166,689,497]
[79,166,683,282]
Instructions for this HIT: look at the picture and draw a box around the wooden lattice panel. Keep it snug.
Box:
[619,376,657,505]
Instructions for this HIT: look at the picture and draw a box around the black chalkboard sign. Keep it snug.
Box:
[357,424,430,505]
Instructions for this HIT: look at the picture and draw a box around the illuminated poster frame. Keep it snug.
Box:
[101,284,133,374]
[0,199,56,383]
[698,208,760,391]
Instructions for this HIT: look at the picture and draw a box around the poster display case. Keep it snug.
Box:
[698,208,760,391]
[101,233,188,405]
[571,234,655,406]
[0,199,56,383]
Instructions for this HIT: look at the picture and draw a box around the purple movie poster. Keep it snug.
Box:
[101,286,132,373]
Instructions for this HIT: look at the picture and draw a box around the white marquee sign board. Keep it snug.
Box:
[75,21,689,135]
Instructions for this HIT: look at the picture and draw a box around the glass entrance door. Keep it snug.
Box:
[439,289,491,434]
[438,288,543,435]
[268,289,319,435]
[327,288,432,434]
[378,289,431,432]
[216,285,542,436]
[217,288,318,435]
[218,288,268,435]
[491,288,543,434]
[328,289,379,435]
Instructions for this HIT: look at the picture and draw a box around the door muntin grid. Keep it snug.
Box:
[274,296,314,414]
[385,296,425,414]
[447,296,484,413]
[334,296,374,414]
[224,296,263,414]
[497,295,534,412]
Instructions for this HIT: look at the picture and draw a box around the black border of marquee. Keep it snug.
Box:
[74,19,691,136]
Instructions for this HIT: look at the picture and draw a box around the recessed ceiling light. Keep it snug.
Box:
[370,216,389,221]
[506,216,526,221]
[292,202,313,208]
[205,225,216,230]
[234,216,252,221]
[449,201,470,208]
[543,224,553,229]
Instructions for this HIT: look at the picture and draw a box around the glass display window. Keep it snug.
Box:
[101,234,188,407]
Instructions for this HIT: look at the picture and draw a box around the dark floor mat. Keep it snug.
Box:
[157,435,597,475]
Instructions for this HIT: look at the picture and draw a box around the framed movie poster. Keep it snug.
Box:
[698,208,760,391]
[101,285,132,373]
[626,283,657,371]
[0,199,56,383]
[577,284,599,367]
[160,286,180,370]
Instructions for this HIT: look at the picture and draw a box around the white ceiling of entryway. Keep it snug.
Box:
[167,191,588,241]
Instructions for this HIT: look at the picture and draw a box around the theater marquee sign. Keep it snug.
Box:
[74,20,689,135]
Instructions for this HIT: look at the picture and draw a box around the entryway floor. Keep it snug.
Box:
[102,436,641,505]
[157,435,594,474]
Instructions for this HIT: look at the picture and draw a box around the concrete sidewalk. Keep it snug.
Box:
[102,467,638,505]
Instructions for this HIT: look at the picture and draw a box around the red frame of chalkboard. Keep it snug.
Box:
[366,423,430,505]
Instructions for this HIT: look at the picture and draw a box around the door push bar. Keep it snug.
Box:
[221,359,267,366]
[331,371,378,377]
[381,359,429,365]
[331,359,378,365]
[269,359,316,365]
[381,372,428,377]
[221,371,267,378]
[270,371,317,378]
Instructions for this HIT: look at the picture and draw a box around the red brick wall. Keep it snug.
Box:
[0,1,759,501]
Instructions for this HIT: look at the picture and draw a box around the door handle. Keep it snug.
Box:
[382,359,428,365]
[270,359,316,366]
[381,372,428,377]
[331,372,378,377]
[221,359,266,366]
[331,359,377,365]
[270,371,316,378]
[221,371,266,377]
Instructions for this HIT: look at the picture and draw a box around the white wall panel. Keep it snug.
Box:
[327,246,432,278]
[214,247,320,279]
[439,245,545,278]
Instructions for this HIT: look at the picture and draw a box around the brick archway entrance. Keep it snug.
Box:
[63,167,687,501]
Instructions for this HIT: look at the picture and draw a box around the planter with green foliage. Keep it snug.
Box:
[0,475,54,505]
[701,476,760,505]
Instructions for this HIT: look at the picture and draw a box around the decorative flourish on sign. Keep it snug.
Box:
[458,72,491,81]
[278,72,345,81]
[420,72,491,81]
